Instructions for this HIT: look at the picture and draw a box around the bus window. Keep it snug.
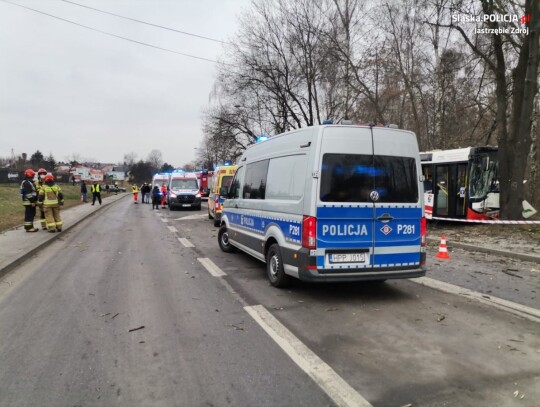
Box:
[435,166,449,216]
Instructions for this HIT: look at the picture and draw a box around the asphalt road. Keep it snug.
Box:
[0,200,539,407]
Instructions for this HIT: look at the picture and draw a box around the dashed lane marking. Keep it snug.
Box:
[173,214,208,221]
[161,217,169,223]
[178,237,194,248]
[244,305,373,407]
[167,226,178,233]
[197,258,226,277]
[414,277,540,323]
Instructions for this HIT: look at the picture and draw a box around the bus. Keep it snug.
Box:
[420,147,499,220]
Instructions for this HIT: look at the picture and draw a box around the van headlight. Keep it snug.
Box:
[169,192,177,198]
[196,193,201,198]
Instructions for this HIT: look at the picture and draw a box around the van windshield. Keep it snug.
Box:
[320,153,418,203]
[171,179,198,189]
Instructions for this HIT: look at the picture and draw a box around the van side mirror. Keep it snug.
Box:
[219,186,229,198]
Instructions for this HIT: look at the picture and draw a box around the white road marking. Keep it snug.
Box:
[244,305,373,407]
[414,277,540,323]
[167,226,178,233]
[174,214,208,221]
[161,217,169,223]
[178,237,194,248]
[197,258,227,277]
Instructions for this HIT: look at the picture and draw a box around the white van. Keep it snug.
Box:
[168,171,201,210]
[218,124,426,287]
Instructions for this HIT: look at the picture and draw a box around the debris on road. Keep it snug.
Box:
[111,313,120,319]
[100,313,111,317]
[326,307,339,312]
[437,314,446,322]
[128,326,145,332]
[502,269,523,279]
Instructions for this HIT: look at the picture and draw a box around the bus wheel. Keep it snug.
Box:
[266,244,290,288]
[218,225,235,253]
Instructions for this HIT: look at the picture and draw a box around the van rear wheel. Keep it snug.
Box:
[218,225,235,253]
[266,244,290,288]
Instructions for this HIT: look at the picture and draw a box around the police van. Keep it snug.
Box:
[218,123,426,287]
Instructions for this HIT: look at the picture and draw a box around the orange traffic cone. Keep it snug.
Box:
[436,235,451,259]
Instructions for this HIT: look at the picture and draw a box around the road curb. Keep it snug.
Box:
[426,237,540,263]
[0,194,129,280]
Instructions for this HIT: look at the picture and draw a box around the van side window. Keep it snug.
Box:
[266,155,307,200]
[243,160,269,199]
[229,166,244,198]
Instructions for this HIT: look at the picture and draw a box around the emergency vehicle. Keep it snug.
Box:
[196,170,212,200]
[152,173,170,191]
[218,122,426,287]
[208,164,237,227]
[168,170,201,210]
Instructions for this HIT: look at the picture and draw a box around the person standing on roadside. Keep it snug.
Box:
[140,183,148,203]
[34,168,48,230]
[37,174,64,233]
[131,183,140,204]
[91,181,102,205]
[80,180,88,203]
[160,183,167,209]
[152,185,161,210]
[21,168,39,232]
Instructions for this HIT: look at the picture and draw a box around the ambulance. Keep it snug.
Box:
[168,171,201,210]
[208,164,237,226]
[218,122,426,287]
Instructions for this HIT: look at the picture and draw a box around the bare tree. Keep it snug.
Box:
[147,149,163,173]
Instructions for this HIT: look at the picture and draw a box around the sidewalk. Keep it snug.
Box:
[0,193,128,279]
[427,222,540,263]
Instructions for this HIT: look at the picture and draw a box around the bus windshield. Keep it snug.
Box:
[468,153,499,199]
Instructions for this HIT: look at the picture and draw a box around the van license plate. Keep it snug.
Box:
[328,253,367,264]
[182,204,191,207]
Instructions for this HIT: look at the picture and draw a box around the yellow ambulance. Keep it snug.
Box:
[208,164,237,227]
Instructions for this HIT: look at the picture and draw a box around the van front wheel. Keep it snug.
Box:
[218,225,235,253]
[266,244,290,288]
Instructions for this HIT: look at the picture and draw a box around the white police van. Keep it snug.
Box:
[218,123,426,287]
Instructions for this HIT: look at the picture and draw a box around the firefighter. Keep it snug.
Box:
[160,183,167,208]
[131,184,139,204]
[34,168,48,230]
[37,174,64,233]
[21,168,39,232]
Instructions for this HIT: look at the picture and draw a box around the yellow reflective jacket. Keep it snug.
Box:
[132,185,139,193]
[91,184,101,193]
[38,184,64,207]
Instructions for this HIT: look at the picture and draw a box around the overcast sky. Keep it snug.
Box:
[0,0,248,168]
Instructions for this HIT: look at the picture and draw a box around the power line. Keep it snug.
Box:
[59,0,230,45]
[0,0,224,65]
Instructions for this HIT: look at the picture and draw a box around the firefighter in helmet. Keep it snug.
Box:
[37,173,64,233]
[21,169,39,232]
[34,168,48,230]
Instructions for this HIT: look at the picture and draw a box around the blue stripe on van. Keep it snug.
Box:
[374,253,421,265]
[226,212,302,244]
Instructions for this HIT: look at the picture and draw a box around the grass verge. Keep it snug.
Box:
[0,183,86,232]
